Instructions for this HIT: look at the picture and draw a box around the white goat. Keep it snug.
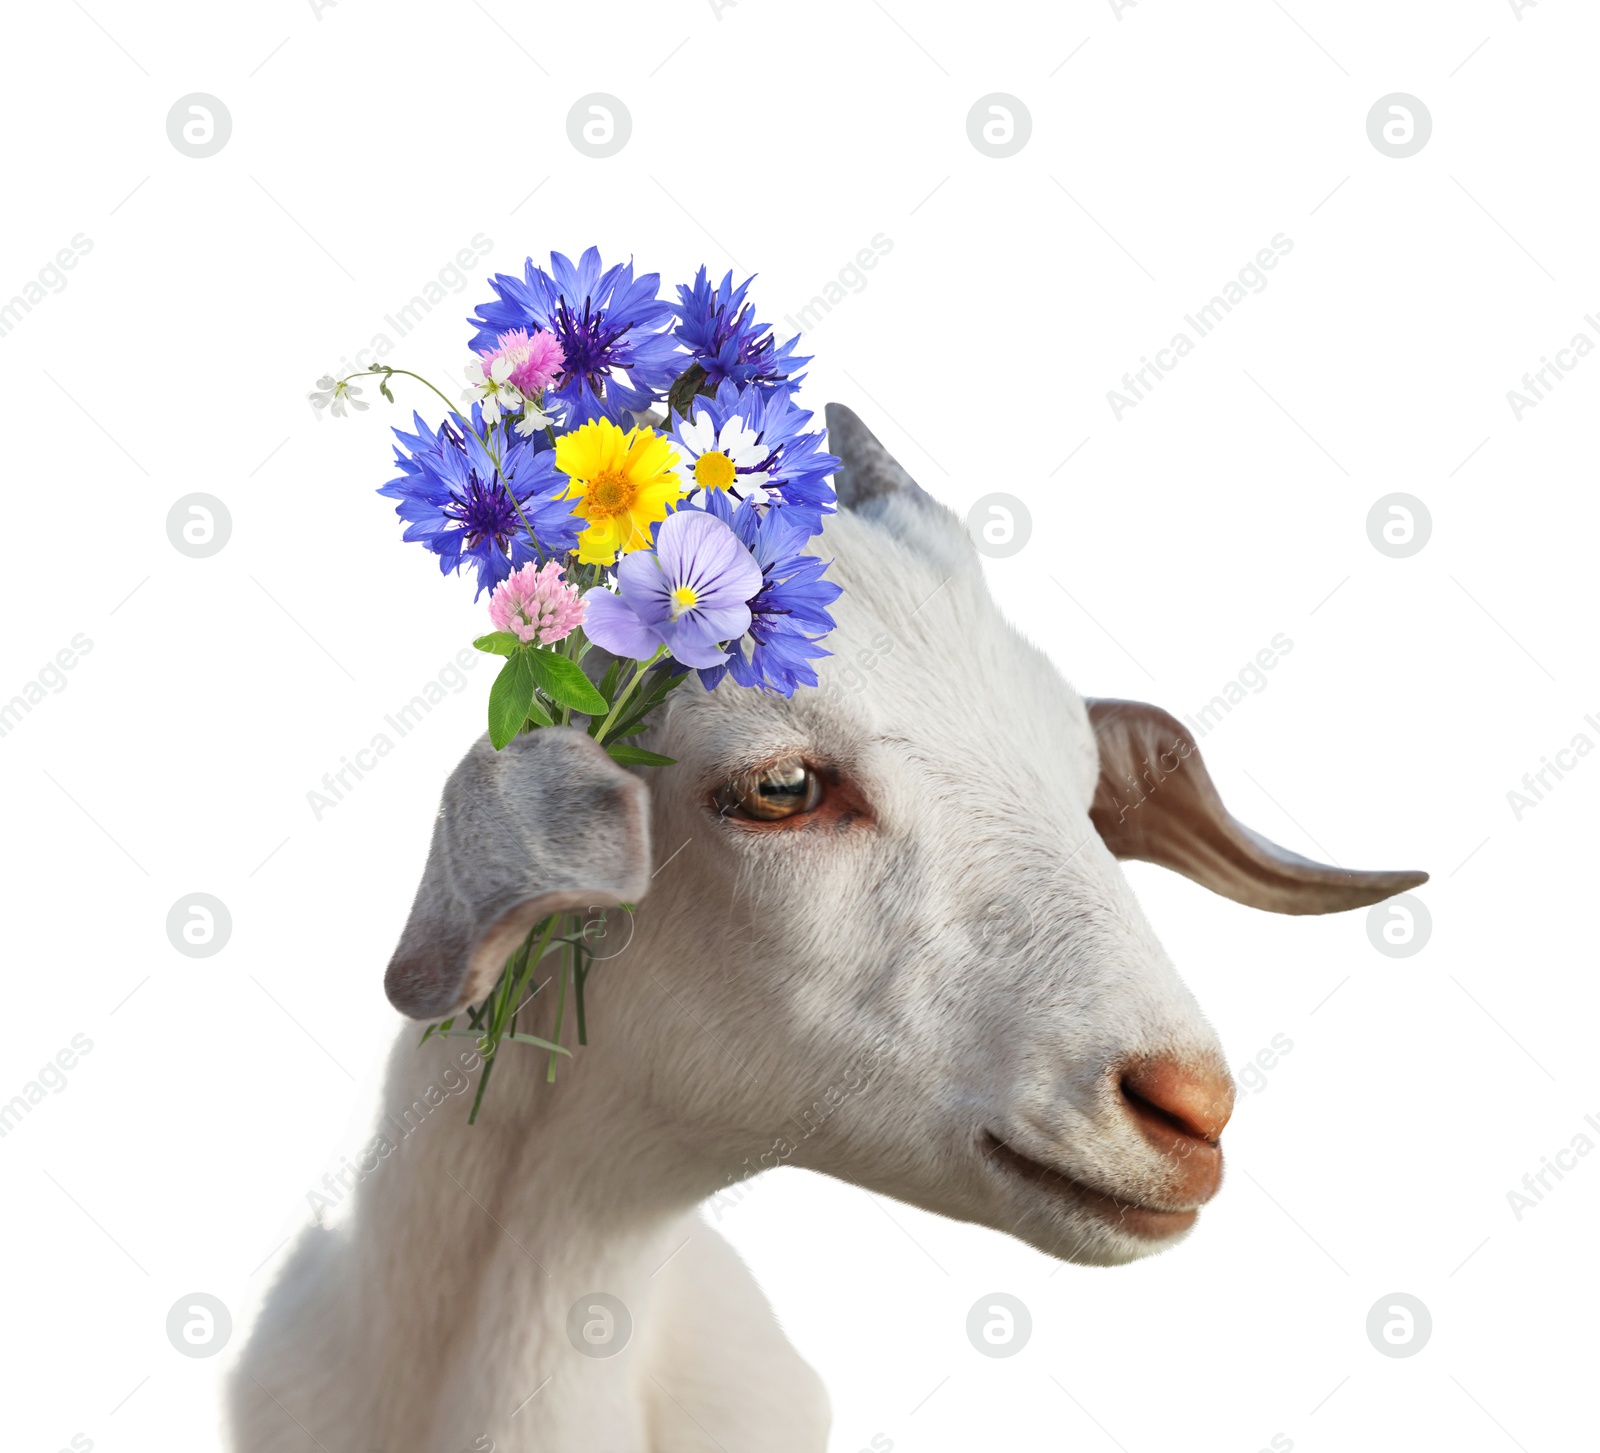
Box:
[231,406,1424,1452]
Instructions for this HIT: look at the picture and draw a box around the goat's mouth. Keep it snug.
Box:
[981,1132,1200,1241]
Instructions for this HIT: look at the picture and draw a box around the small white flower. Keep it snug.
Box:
[308,375,366,419]
[465,355,525,425]
[514,401,556,438]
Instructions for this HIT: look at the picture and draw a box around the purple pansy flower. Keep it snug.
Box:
[583,509,763,669]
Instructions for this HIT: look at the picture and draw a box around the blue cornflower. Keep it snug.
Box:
[691,493,842,697]
[467,248,681,427]
[669,380,840,538]
[380,407,580,597]
[672,267,809,395]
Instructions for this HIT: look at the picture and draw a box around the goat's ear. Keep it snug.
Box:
[825,403,945,517]
[1085,698,1427,915]
[384,727,652,1020]
[825,402,975,570]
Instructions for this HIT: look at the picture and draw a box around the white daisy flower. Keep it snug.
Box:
[678,411,773,505]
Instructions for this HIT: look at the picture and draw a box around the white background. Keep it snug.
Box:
[1,1,1595,1450]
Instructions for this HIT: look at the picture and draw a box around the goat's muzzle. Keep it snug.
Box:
[1117,1054,1235,1206]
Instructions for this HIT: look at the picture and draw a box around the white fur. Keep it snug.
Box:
[231,498,1228,1452]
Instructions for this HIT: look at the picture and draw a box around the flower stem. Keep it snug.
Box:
[547,928,570,1083]
[466,910,560,1124]
[574,930,591,1046]
[541,390,558,449]
[466,1046,497,1125]
[594,646,669,744]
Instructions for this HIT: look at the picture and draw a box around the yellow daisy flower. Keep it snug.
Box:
[554,418,684,566]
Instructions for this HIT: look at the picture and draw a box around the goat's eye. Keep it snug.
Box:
[717,760,822,821]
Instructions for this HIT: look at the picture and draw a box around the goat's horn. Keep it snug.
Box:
[1085,698,1428,915]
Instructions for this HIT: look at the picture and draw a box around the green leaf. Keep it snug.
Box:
[588,658,623,736]
[606,744,677,767]
[611,668,688,741]
[487,651,537,749]
[524,696,554,729]
[612,695,670,737]
[525,648,608,715]
[473,631,521,657]
[506,1032,573,1056]
[599,659,622,699]
[638,665,689,708]
[665,362,708,420]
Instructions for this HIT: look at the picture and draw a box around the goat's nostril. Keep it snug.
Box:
[1120,1058,1235,1146]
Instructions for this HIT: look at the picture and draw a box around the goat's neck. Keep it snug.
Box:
[352,1029,716,1449]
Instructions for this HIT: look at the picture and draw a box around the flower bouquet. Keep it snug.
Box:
[311,248,841,1120]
